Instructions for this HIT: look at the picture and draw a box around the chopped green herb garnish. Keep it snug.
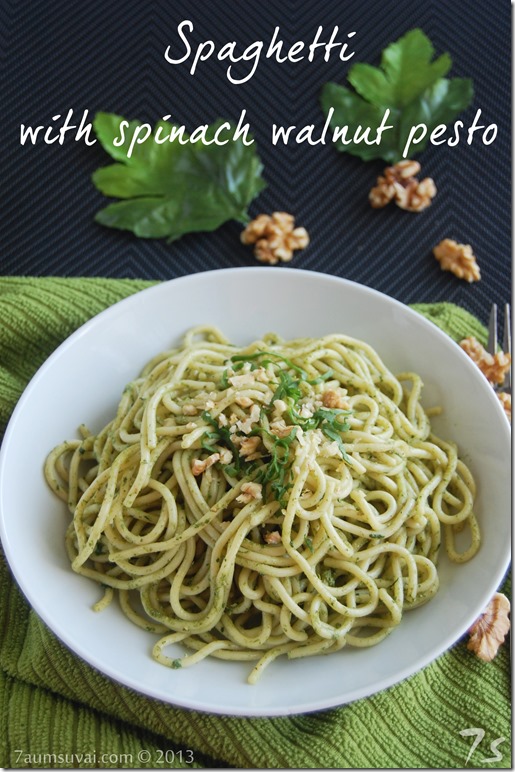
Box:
[201,411,241,470]
[201,430,221,452]
[256,427,298,506]
[219,369,230,389]
[231,351,309,379]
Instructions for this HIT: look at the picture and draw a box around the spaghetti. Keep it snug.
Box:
[45,326,480,682]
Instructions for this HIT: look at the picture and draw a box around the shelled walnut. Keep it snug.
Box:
[322,389,350,410]
[191,453,220,476]
[433,239,481,282]
[467,592,511,662]
[369,160,436,212]
[497,392,511,422]
[241,212,309,264]
[459,337,511,385]
[459,337,511,422]
[236,481,263,504]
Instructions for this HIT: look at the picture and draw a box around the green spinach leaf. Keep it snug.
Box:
[320,29,473,163]
[92,113,266,241]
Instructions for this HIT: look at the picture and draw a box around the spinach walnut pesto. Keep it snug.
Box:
[45,326,480,683]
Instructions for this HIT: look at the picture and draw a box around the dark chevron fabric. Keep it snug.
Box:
[0,0,511,324]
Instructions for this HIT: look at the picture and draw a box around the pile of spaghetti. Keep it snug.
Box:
[45,326,480,682]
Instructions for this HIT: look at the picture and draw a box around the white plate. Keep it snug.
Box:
[0,268,510,716]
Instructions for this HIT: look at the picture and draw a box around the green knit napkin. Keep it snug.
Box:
[0,278,511,769]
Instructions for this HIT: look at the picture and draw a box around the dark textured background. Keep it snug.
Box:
[0,0,511,325]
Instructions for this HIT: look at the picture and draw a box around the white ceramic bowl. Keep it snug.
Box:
[0,268,510,716]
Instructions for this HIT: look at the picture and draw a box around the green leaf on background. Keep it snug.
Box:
[320,28,473,163]
[91,113,266,241]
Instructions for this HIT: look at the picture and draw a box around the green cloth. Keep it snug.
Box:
[0,277,510,769]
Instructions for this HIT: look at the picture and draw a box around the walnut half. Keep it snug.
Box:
[369,160,437,212]
[433,239,481,283]
[459,336,511,386]
[467,592,510,662]
[241,212,309,264]
[497,392,511,422]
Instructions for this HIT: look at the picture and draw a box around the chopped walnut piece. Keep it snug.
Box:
[229,372,257,388]
[191,453,220,476]
[369,160,437,212]
[236,403,261,434]
[323,440,342,457]
[433,239,481,282]
[269,419,294,438]
[238,435,261,460]
[235,395,253,408]
[322,389,350,410]
[241,211,310,265]
[219,447,233,465]
[459,337,511,385]
[253,367,271,383]
[299,403,314,418]
[182,404,198,415]
[264,530,282,545]
[467,592,511,662]
[236,481,263,504]
[498,392,511,422]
